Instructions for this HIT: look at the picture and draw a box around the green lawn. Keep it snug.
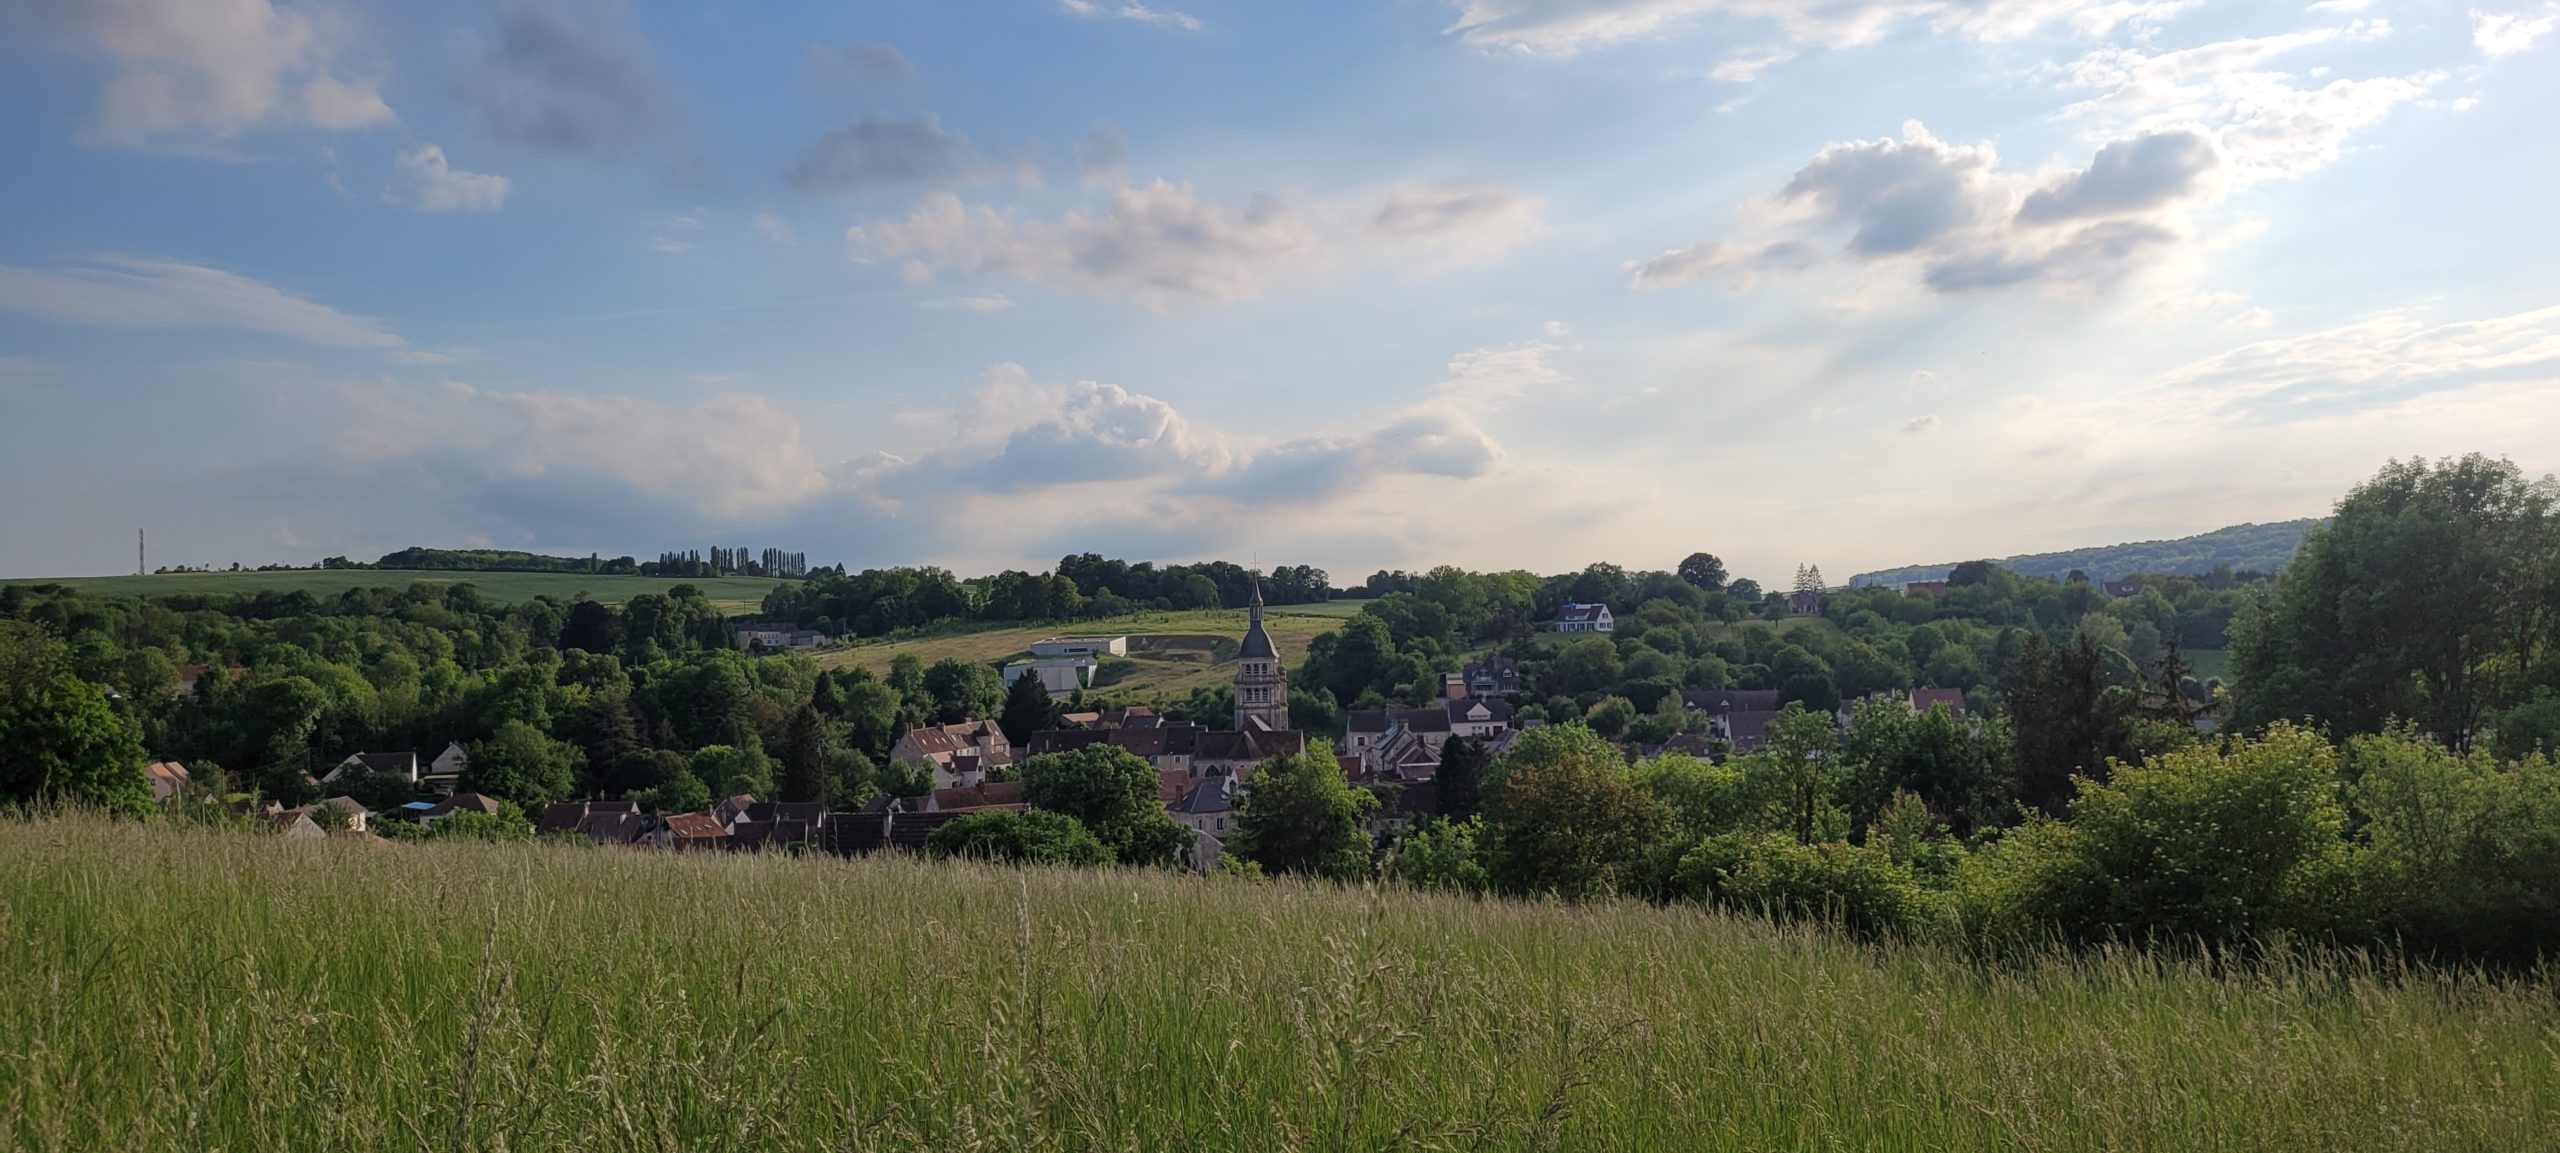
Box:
[818,607,1344,700]
[0,569,785,613]
[4,815,2551,1151]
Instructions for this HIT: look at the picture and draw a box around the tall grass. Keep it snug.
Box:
[2,814,2552,1151]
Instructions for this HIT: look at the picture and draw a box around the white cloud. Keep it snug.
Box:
[0,256,400,347]
[2473,7,2559,56]
[1436,340,1572,407]
[1710,49,1794,81]
[752,211,797,245]
[1368,183,1548,267]
[1442,0,2192,57]
[330,378,830,520]
[2145,305,2560,420]
[10,0,395,147]
[651,236,692,255]
[847,183,1323,309]
[1639,121,2213,295]
[1060,0,1203,31]
[1901,414,1942,434]
[386,144,509,212]
[2221,306,2274,331]
[2055,31,2439,186]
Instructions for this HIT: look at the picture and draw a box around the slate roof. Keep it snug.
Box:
[1558,603,1611,623]
[1683,688,1782,714]
[425,793,502,819]
[745,801,828,826]
[1723,710,1786,750]
[1171,778,1232,816]
[1191,729,1305,764]
[343,751,419,777]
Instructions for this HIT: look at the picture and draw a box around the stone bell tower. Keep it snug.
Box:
[1232,579,1289,731]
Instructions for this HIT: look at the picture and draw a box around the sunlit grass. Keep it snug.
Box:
[3,815,2552,1151]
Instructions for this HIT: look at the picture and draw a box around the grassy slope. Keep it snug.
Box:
[818,606,1346,700]
[4,817,2551,1152]
[0,569,785,613]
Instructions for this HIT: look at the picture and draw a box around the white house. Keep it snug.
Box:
[1003,657,1096,694]
[423,741,469,794]
[1031,636,1128,659]
[1554,603,1614,633]
[323,751,418,784]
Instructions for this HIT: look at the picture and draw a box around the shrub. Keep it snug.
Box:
[1675,833,1952,942]
[925,810,1112,868]
[1388,818,1489,894]
[2347,729,2560,965]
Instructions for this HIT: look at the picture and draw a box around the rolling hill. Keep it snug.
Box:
[1849,519,2322,587]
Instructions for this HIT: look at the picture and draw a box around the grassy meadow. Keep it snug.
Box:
[5,816,2555,1152]
[0,569,785,613]
[818,606,1349,699]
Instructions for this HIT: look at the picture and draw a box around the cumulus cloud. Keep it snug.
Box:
[1060,0,1203,31]
[860,363,1501,513]
[1441,0,2190,57]
[847,183,1322,309]
[386,144,509,212]
[782,116,986,197]
[325,378,830,521]
[6,0,394,147]
[465,0,671,158]
[1642,121,2211,295]
[2016,129,2218,222]
[2474,7,2559,56]
[1368,183,1547,267]
[0,256,400,347]
[2054,30,2438,186]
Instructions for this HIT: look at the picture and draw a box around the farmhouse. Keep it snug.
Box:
[891,719,1015,789]
[1003,657,1096,694]
[1554,603,1614,633]
[1030,636,1128,659]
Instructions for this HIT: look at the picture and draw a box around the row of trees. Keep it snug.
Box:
[756,556,1334,639]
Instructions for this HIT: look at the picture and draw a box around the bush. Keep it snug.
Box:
[1388,818,1489,894]
[1675,833,1952,942]
[1957,724,2348,949]
[2347,730,2560,965]
[925,809,1112,867]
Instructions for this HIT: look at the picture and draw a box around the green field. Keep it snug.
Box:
[5,816,2552,1151]
[819,606,1349,700]
[0,569,787,613]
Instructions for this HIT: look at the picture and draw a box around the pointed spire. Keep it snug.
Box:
[1249,576,1265,624]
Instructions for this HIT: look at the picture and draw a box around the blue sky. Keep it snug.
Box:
[2,0,2556,584]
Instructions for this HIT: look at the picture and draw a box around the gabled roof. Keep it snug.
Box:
[1723,710,1785,747]
[1192,729,1305,764]
[661,812,728,841]
[1171,778,1232,815]
[1683,688,1781,714]
[1558,603,1611,622]
[425,793,501,818]
[1910,687,1967,715]
[745,801,829,825]
[1159,768,1194,805]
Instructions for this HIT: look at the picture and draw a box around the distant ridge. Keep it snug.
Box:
[1848,519,2323,588]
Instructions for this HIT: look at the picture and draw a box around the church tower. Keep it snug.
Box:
[1233,580,1290,731]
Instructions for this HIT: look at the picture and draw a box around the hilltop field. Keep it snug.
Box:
[4,815,2550,1152]
[0,569,785,614]
[819,604,1357,700]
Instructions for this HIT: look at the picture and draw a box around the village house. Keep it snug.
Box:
[419,793,503,824]
[1554,603,1614,633]
[1910,687,1967,718]
[929,779,1027,812]
[322,750,418,785]
[2101,579,2141,598]
[654,811,730,850]
[537,800,648,844]
[1002,657,1096,694]
[733,621,826,651]
[1168,775,1235,840]
[144,760,190,803]
[268,809,326,840]
[425,741,469,794]
[1460,655,1523,697]
[1031,636,1128,659]
[890,718,1015,789]
[315,795,371,834]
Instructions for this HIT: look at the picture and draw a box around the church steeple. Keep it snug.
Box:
[1233,578,1288,731]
